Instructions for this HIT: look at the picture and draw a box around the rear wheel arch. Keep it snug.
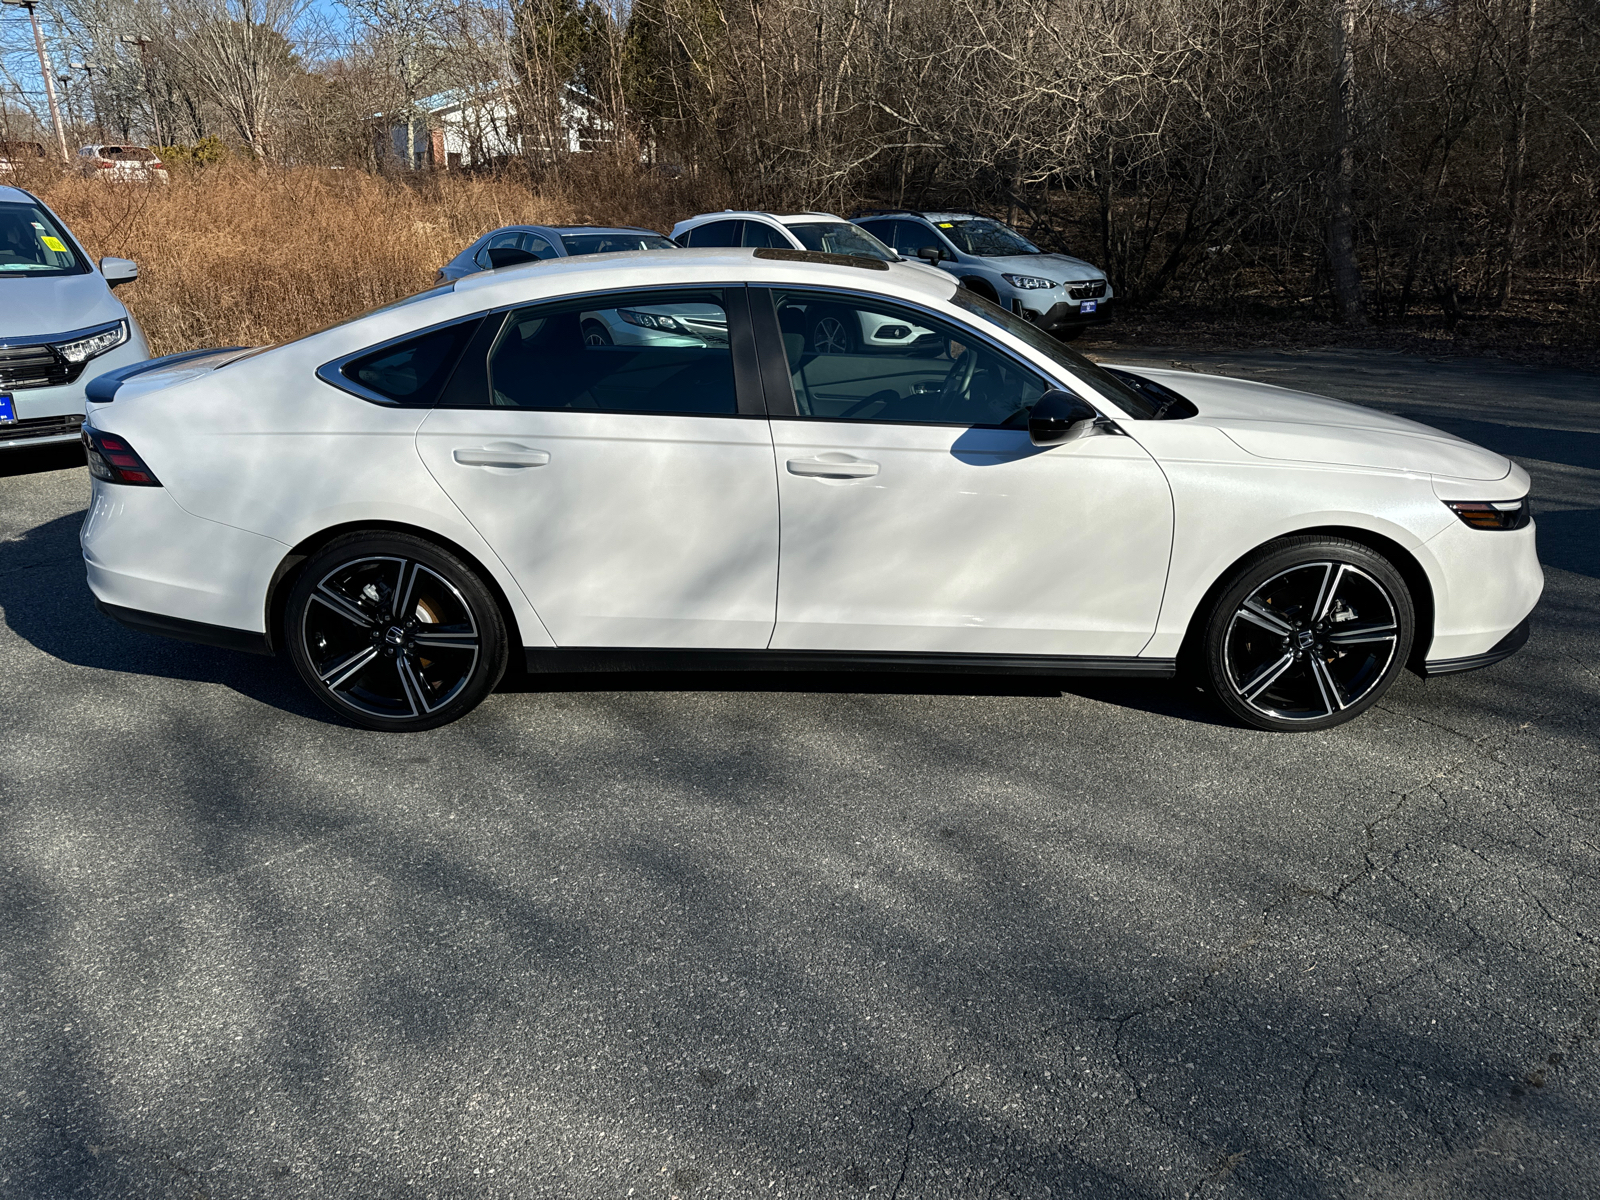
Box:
[264,521,526,658]
[1178,526,1436,677]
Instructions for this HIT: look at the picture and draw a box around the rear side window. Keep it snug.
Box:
[340,321,477,405]
[685,221,741,247]
[482,289,736,416]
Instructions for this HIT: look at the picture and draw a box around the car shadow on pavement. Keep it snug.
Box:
[1,510,330,723]
[5,506,1233,730]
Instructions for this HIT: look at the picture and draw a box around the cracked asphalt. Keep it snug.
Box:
[1,346,1597,1199]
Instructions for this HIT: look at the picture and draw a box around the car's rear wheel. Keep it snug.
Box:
[1198,537,1413,731]
[285,532,508,731]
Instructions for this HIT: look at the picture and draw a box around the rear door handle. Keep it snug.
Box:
[452,444,550,468]
[786,454,880,479]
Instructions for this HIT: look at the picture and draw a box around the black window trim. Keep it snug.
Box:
[316,313,487,407]
[747,284,1097,429]
[389,282,768,418]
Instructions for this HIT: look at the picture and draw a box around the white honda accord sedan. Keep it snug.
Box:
[79,248,1541,732]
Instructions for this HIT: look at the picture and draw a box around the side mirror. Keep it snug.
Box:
[100,256,138,288]
[917,245,946,265]
[1028,389,1099,446]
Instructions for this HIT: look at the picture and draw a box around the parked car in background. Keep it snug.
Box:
[436,225,676,282]
[673,211,938,353]
[76,145,169,183]
[0,185,149,449]
[852,210,1112,340]
[0,141,46,174]
[81,248,1539,733]
[672,210,897,261]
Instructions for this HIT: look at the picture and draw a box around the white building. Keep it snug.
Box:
[377,84,611,169]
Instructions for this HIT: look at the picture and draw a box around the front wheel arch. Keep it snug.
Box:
[264,521,526,659]
[960,277,999,302]
[1177,526,1436,679]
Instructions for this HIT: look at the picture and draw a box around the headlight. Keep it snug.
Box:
[1001,274,1056,290]
[617,309,686,334]
[1443,497,1531,531]
[52,320,128,364]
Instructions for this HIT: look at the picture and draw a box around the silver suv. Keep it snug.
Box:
[852,210,1112,340]
[0,185,148,449]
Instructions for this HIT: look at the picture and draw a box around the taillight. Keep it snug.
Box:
[83,426,161,486]
[96,161,114,169]
[149,161,164,170]
[1442,497,1530,531]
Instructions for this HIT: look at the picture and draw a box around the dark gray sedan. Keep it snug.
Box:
[435,224,677,282]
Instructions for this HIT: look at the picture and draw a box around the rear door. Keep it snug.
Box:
[415,286,780,648]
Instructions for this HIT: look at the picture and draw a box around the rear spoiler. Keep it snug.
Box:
[85,346,248,403]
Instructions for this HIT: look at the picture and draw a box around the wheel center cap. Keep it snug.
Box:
[384,625,406,646]
[1295,629,1316,651]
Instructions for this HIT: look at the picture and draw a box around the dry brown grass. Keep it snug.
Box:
[29,162,704,355]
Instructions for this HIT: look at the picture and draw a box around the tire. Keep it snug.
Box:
[808,309,858,354]
[1196,537,1414,732]
[285,531,509,732]
[581,319,613,346]
[961,278,999,303]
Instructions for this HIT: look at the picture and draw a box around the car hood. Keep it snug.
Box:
[0,273,124,340]
[1111,365,1512,482]
[984,253,1105,281]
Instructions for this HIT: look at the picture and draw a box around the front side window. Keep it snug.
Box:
[483,288,736,415]
[786,222,895,262]
[340,320,478,405]
[561,232,675,255]
[740,222,787,248]
[772,289,1049,427]
[934,218,1039,257]
[952,289,1165,419]
[0,202,87,277]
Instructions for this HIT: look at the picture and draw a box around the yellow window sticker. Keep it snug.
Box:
[41,236,67,252]
[937,222,955,227]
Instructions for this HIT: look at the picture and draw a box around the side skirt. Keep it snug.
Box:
[525,647,1176,679]
[97,600,274,656]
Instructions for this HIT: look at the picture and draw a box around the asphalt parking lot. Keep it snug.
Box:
[1,347,1596,1199]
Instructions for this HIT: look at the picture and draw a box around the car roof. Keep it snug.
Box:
[0,184,37,204]
[677,210,849,228]
[449,246,955,308]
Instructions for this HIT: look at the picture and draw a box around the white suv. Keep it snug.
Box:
[672,211,897,260]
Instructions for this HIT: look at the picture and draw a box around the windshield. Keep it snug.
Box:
[953,289,1166,419]
[99,146,158,161]
[0,202,87,277]
[935,218,1039,257]
[787,222,895,262]
[561,233,676,255]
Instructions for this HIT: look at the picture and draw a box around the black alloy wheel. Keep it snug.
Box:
[285,532,508,731]
[1199,537,1414,731]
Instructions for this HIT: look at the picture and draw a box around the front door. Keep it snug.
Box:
[761,288,1173,657]
[415,286,780,648]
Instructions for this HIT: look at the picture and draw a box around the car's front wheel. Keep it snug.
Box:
[285,532,508,731]
[1198,537,1414,731]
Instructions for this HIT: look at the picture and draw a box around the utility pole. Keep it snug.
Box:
[70,61,102,142]
[2,0,70,162]
[119,34,161,149]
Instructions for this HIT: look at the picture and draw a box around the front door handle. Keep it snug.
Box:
[452,443,550,468]
[786,454,880,479]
